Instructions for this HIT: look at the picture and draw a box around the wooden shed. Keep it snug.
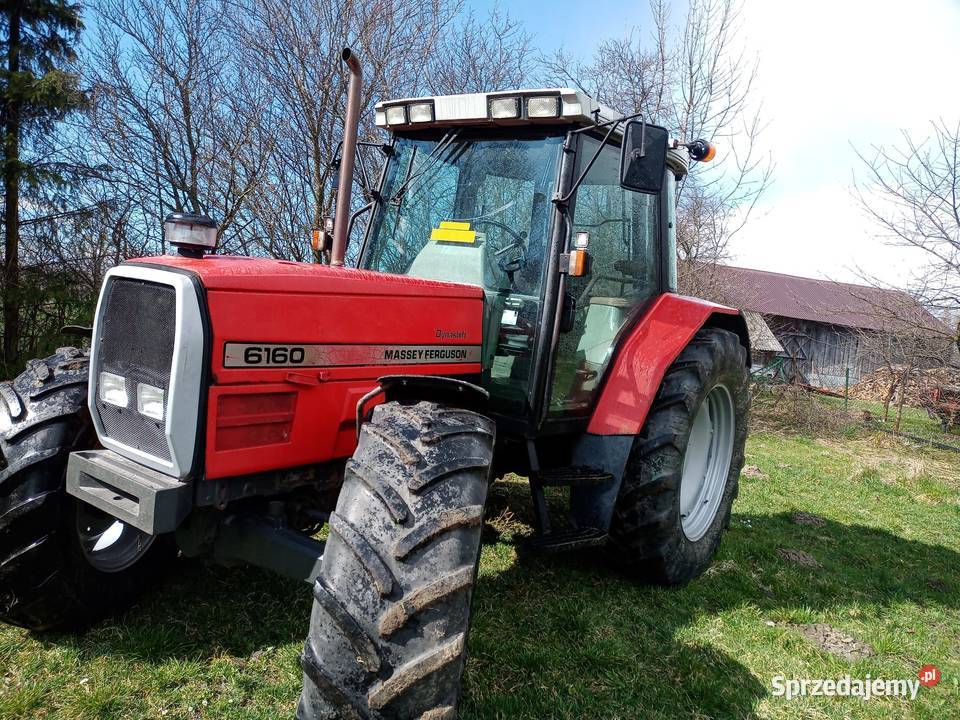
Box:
[706,265,944,388]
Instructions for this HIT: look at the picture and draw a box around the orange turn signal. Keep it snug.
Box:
[568,249,591,277]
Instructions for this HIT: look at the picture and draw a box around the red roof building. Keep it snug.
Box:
[700,265,948,387]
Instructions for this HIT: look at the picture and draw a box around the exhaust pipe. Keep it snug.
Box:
[331,47,362,267]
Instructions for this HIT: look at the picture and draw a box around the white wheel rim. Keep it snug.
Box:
[679,384,735,542]
[92,520,125,552]
[76,503,156,573]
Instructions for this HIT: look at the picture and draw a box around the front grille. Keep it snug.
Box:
[94,277,177,461]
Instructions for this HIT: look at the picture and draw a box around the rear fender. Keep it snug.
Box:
[587,293,745,436]
[569,294,746,531]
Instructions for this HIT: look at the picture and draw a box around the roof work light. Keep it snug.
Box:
[526,96,560,118]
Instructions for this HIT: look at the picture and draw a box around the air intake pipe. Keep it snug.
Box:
[330,47,362,267]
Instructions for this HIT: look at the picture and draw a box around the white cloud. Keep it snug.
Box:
[730,0,960,287]
[728,182,922,285]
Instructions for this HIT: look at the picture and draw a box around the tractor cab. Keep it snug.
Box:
[361,89,690,429]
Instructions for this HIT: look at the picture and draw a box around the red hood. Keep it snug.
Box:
[127,254,486,480]
[132,254,484,299]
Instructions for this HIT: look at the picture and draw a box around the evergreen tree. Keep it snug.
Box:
[1,1,83,372]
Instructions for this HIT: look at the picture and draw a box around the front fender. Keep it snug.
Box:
[587,293,746,436]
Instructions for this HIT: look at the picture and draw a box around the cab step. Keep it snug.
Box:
[524,527,608,554]
[538,466,614,487]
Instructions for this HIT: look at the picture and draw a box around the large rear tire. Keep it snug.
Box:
[608,328,749,585]
[0,348,172,630]
[298,400,495,720]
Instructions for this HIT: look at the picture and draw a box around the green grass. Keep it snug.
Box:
[2,400,959,719]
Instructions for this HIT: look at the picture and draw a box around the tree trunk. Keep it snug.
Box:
[882,383,895,422]
[894,367,912,433]
[2,8,22,372]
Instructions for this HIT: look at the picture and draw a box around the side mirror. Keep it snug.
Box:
[619,120,669,193]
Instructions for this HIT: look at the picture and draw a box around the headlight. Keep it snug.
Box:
[99,372,128,408]
[137,383,165,421]
[385,105,407,125]
[488,96,520,119]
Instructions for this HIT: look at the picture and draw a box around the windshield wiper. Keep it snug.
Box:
[388,128,462,206]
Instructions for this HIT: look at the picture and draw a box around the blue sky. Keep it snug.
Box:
[469,0,657,58]
[469,0,960,287]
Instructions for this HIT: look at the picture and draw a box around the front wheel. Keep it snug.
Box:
[0,348,173,630]
[298,400,495,720]
[608,328,749,585]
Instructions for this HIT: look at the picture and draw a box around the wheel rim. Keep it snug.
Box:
[679,384,735,542]
[76,502,156,573]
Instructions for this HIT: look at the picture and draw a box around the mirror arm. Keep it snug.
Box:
[569,108,645,135]
[346,201,374,243]
[554,110,648,207]
[330,139,374,197]
[553,120,622,206]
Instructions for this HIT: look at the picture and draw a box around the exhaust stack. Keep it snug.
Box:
[331,47,362,267]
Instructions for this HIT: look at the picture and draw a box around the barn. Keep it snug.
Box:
[706,265,945,388]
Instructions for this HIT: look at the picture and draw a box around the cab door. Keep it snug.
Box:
[548,135,662,417]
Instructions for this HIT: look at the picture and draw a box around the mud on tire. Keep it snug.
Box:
[608,328,749,585]
[0,348,172,630]
[298,400,495,720]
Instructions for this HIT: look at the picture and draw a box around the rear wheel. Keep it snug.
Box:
[608,328,749,584]
[0,348,172,630]
[298,400,495,720]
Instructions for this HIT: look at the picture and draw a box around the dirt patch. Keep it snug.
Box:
[777,548,821,569]
[741,464,767,480]
[794,623,875,661]
[791,511,826,527]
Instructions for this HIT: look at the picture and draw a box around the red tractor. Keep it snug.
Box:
[0,50,749,718]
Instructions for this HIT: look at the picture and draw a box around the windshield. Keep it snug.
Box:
[361,131,565,415]
[361,132,563,295]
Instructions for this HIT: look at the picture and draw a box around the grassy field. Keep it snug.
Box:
[1,394,959,719]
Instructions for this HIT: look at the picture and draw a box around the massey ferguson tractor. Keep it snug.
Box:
[0,49,749,718]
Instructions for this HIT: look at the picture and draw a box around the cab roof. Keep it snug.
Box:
[374,88,621,132]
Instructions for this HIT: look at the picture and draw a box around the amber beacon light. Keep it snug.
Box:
[686,139,717,162]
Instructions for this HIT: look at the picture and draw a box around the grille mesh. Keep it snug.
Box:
[94,277,177,461]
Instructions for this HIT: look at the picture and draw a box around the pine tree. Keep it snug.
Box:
[1,1,83,372]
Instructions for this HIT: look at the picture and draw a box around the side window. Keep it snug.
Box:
[549,136,660,415]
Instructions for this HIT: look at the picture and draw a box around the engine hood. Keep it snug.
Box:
[123,254,486,479]
[132,254,484,299]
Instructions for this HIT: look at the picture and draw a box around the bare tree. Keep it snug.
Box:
[541,0,772,297]
[229,0,457,263]
[842,282,954,428]
[82,0,274,256]
[424,5,534,95]
[855,120,960,350]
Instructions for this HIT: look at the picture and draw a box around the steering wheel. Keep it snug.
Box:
[470,219,527,253]
[469,218,528,277]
